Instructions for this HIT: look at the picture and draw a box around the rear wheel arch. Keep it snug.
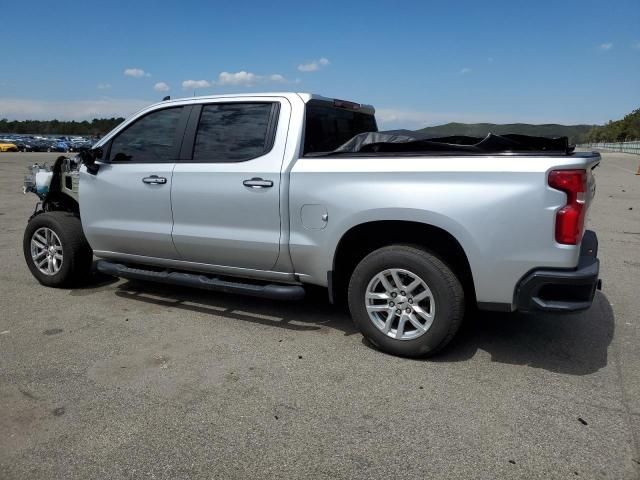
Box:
[330,220,476,306]
[348,244,465,357]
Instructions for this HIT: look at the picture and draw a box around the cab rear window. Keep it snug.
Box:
[303,100,377,155]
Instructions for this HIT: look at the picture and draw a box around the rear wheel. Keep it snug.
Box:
[348,245,464,357]
[23,212,93,287]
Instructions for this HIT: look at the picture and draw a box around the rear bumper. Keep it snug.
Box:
[514,230,601,313]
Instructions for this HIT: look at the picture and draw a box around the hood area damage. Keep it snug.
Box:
[24,156,80,214]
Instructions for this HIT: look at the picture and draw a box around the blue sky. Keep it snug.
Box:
[1,0,639,128]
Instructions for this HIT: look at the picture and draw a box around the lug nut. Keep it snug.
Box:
[391,292,397,298]
[400,291,406,296]
[406,307,412,313]
[389,301,395,307]
[408,298,413,304]
[396,309,401,315]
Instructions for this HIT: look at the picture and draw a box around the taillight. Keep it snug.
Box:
[548,169,587,245]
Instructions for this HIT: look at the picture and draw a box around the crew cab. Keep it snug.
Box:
[22,93,601,357]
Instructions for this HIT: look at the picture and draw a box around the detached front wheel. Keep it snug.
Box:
[23,212,93,287]
[348,245,464,357]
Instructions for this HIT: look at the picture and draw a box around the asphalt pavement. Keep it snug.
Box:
[1,151,639,479]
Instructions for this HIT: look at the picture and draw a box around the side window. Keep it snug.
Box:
[109,107,183,163]
[193,103,275,162]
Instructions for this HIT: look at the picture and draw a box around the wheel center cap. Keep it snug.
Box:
[396,295,408,308]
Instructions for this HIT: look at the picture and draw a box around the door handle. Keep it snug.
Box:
[243,177,273,189]
[142,175,167,185]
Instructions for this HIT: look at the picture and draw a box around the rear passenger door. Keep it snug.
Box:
[170,98,290,271]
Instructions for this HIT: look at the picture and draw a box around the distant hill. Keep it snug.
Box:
[584,108,639,142]
[415,122,596,144]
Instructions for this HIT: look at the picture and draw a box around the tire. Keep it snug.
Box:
[348,245,464,358]
[23,212,93,288]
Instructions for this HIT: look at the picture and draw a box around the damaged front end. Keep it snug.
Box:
[23,163,54,200]
[24,156,81,216]
[23,148,101,218]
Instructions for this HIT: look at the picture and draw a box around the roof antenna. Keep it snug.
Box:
[162,95,170,101]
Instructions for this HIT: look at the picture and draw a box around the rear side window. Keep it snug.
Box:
[193,103,275,162]
[303,100,377,154]
[109,107,183,163]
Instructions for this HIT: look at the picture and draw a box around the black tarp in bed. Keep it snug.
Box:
[324,130,573,155]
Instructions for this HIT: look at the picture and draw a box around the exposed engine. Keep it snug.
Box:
[23,156,81,216]
[23,163,53,200]
[24,156,80,202]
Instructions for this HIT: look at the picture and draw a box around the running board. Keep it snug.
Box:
[96,260,305,301]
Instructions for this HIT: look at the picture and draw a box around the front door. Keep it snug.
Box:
[171,99,289,271]
[80,106,187,260]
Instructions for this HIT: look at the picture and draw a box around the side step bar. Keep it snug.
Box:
[96,260,305,301]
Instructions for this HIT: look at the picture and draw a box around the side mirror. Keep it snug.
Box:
[91,147,103,159]
[79,147,103,175]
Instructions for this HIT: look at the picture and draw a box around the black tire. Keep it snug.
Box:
[348,245,464,358]
[23,212,93,288]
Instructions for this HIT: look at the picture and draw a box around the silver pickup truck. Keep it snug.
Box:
[22,92,601,357]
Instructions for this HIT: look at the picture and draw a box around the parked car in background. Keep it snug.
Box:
[14,141,33,152]
[69,140,93,153]
[26,140,52,152]
[0,141,19,152]
[47,141,69,153]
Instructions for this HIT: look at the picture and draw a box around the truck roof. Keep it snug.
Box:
[153,92,376,115]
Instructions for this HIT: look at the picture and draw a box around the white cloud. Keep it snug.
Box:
[180,71,289,91]
[97,83,112,90]
[124,68,150,78]
[598,42,613,51]
[460,67,472,74]
[0,97,151,121]
[217,71,259,87]
[297,57,330,72]
[269,74,287,83]
[213,71,290,87]
[182,79,211,90]
[153,82,170,92]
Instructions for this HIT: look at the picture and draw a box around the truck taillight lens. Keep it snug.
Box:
[548,169,587,245]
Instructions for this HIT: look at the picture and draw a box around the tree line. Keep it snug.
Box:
[0,118,125,136]
[584,108,640,143]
